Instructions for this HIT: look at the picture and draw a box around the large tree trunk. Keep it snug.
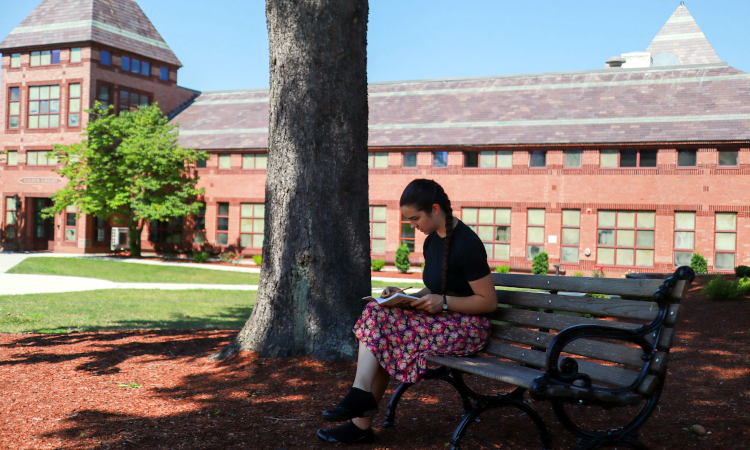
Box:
[212,0,370,361]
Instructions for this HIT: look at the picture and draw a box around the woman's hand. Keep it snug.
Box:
[380,286,401,298]
[411,294,443,314]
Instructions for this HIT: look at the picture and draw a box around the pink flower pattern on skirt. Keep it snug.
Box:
[353,302,491,383]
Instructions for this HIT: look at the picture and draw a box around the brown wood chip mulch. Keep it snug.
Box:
[1,283,748,450]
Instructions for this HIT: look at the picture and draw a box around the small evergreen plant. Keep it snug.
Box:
[495,265,510,274]
[193,251,209,264]
[573,271,584,277]
[395,244,411,273]
[371,259,385,272]
[734,265,750,278]
[531,251,549,275]
[689,252,708,274]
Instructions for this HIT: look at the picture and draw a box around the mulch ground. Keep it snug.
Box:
[1,281,748,450]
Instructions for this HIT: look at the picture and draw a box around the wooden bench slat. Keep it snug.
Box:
[491,308,675,350]
[483,341,658,395]
[490,324,669,373]
[427,354,538,389]
[492,273,688,300]
[496,290,682,325]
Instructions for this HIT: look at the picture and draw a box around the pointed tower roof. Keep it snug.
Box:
[645,3,720,66]
[0,0,181,66]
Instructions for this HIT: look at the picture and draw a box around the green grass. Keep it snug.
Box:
[0,289,255,334]
[8,257,261,284]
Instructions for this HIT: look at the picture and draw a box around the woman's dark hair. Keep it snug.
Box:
[400,179,453,295]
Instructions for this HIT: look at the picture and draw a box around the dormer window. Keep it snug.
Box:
[122,56,152,77]
[30,50,60,66]
[100,50,111,66]
[70,48,82,63]
[11,53,21,68]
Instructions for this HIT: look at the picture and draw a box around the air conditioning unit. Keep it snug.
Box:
[110,227,130,251]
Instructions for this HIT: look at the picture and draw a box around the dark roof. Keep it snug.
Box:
[174,63,750,150]
[646,4,721,66]
[0,0,181,66]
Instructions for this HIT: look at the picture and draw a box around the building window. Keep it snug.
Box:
[122,56,130,71]
[463,207,511,261]
[70,48,82,63]
[403,152,417,167]
[197,158,207,169]
[597,211,655,267]
[561,210,580,263]
[118,89,150,113]
[715,213,737,270]
[464,152,478,167]
[477,150,513,168]
[677,149,697,167]
[8,87,20,129]
[674,212,695,267]
[433,151,448,168]
[28,85,60,129]
[97,85,111,110]
[242,154,267,169]
[240,204,265,249]
[194,205,206,244]
[400,215,415,252]
[30,50,60,66]
[369,206,387,255]
[718,150,738,167]
[100,50,111,66]
[68,83,81,127]
[600,150,657,168]
[95,217,108,243]
[65,205,77,241]
[217,203,229,245]
[527,209,545,260]
[149,217,184,244]
[26,150,57,166]
[564,151,582,168]
[11,53,21,68]
[160,67,169,81]
[5,197,18,238]
[218,155,231,169]
[529,151,546,168]
[368,152,388,168]
[7,151,18,166]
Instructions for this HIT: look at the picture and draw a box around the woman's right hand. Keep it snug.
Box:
[380,286,401,298]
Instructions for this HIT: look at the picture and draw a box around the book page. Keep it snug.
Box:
[362,292,420,308]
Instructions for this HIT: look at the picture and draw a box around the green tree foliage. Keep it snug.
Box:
[43,104,208,257]
[531,251,549,275]
[395,244,411,273]
[689,252,708,274]
[734,265,750,278]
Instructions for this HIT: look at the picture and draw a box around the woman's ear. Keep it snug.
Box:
[432,203,442,217]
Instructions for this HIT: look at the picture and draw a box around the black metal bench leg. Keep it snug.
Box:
[449,403,490,450]
[383,381,414,427]
[506,395,553,450]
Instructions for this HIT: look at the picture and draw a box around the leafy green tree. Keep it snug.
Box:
[43,104,208,257]
[532,251,549,275]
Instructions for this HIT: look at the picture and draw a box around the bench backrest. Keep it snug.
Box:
[484,271,692,397]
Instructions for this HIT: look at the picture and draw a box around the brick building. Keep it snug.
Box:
[2,2,749,275]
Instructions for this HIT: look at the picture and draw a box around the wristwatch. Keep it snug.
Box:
[442,294,448,312]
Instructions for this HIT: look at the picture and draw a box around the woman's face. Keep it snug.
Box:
[401,204,442,235]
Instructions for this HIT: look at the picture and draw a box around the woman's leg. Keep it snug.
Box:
[352,340,383,392]
[352,365,389,429]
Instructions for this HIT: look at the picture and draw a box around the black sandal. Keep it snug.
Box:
[317,421,375,444]
[322,387,378,422]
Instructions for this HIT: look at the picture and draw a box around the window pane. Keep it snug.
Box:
[371,238,386,254]
[562,210,580,227]
[8,152,18,165]
[9,117,19,128]
[715,233,736,251]
[217,217,229,231]
[401,222,415,238]
[254,204,265,217]
[218,203,229,216]
[28,152,38,165]
[617,249,634,266]
[480,151,495,168]
[70,83,81,98]
[29,86,39,100]
[255,154,267,169]
[11,53,21,67]
[40,86,50,99]
[38,152,48,166]
[637,230,654,247]
[132,59,141,74]
[527,227,545,243]
[122,56,130,71]
[28,116,39,128]
[160,67,169,81]
[621,150,637,167]
[564,150,581,167]
[601,150,618,167]
[497,151,512,168]
[31,52,40,66]
[65,228,76,241]
[66,213,76,226]
[372,223,386,238]
[10,87,20,101]
[529,151,546,167]
[219,155,231,169]
[496,208,511,224]
[51,85,60,99]
[675,251,692,267]
[100,50,111,66]
[403,152,417,167]
[478,208,494,223]
[99,86,110,100]
[242,154,254,169]
[69,99,80,113]
[640,150,657,167]
[494,244,510,260]
[71,48,81,63]
[462,208,477,224]
[478,226,494,241]
[41,50,51,65]
[562,247,579,263]
[241,219,253,232]
[527,245,543,260]
[715,253,735,270]
[367,154,373,168]
[463,151,478,167]
[637,211,655,228]
[253,234,265,248]
[433,151,448,167]
[217,233,228,246]
[636,249,654,267]
[372,206,386,221]
[51,50,61,64]
[598,229,615,245]
[678,150,696,166]
[6,212,16,225]
[495,226,510,242]
[675,231,694,249]
[240,234,253,247]
[617,230,635,247]
[618,211,635,228]
[675,212,695,230]
[141,62,150,76]
[9,103,20,115]
[562,228,579,245]
[241,204,253,217]
[528,209,545,225]
[40,100,50,114]
[598,211,615,227]
[40,115,50,128]
[374,153,388,168]
[716,213,737,231]
[718,150,738,166]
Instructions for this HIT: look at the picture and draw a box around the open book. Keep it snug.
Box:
[362,292,420,308]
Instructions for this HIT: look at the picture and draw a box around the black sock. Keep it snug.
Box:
[327,421,370,441]
[338,387,375,408]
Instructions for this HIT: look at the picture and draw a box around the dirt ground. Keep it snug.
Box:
[1,282,748,450]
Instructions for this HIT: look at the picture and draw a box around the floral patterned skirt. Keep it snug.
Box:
[353,301,491,383]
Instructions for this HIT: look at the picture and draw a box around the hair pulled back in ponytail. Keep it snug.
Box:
[400,179,454,295]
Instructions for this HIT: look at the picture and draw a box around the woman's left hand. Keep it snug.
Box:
[411,294,443,314]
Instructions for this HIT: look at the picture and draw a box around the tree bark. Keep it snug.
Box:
[212,0,370,361]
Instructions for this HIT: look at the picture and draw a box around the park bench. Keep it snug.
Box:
[384,266,695,450]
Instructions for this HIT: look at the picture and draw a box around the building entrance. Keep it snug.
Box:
[31,198,55,251]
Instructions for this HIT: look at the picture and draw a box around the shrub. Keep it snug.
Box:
[702,274,740,301]
[689,252,708,274]
[253,254,262,266]
[735,265,750,278]
[395,244,411,273]
[592,268,605,278]
[193,251,209,264]
[219,251,244,265]
[495,265,510,274]
[738,277,750,296]
[573,271,584,277]
[531,251,549,275]
[371,259,385,272]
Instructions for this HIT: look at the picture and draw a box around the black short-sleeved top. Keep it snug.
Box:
[422,219,491,296]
